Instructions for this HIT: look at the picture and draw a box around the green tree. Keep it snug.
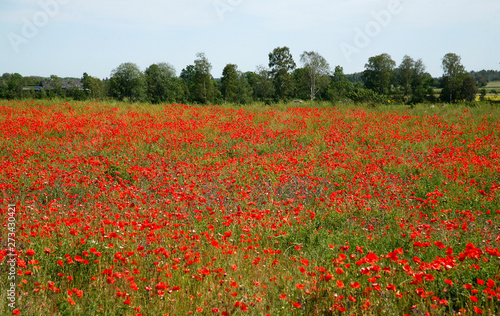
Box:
[82,73,105,100]
[171,77,188,103]
[326,66,353,101]
[268,46,296,100]
[293,68,310,101]
[472,72,488,87]
[362,53,396,95]
[347,82,381,103]
[460,74,478,102]
[180,65,196,102]
[397,56,428,103]
[221,64,239,103]
[249,66,275,103]
[440,53,464,103]
[440,53,477,102]
[480,88,487,101]
[442,53,465,78]
[109,62,146,102]
[411,60,436,103]
[236,72,253,104]
[193,52,215,104]
[300,51,330,101]
[145,63,177,104]
[2,73,12,81]
[397,55,414,102]
[0,77,6,99]
[4,73,25,99]
[45,75,64,99]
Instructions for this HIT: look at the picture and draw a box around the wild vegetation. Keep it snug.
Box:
[1,99,499,315]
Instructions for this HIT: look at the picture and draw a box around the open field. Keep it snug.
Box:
[484,81,500,89]
[476,81,500,101]
[1,100,499,315]
[479,81,500,99]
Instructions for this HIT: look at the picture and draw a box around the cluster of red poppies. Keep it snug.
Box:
[0,100,498,315]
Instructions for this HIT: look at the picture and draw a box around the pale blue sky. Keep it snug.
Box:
[1,0,499,79]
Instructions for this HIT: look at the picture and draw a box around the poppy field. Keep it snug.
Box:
[1,100,499,315]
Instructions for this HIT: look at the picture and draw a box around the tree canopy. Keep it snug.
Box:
[109,62,146,102]
[362,53,396,95]
[300,51,330,101]
[269,46,296,101]
[1,49,493,105]
[440,53,477,102]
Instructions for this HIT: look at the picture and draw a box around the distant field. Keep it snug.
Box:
[481,81,500,93]
[476,81,500,100]
[485,80,500,88]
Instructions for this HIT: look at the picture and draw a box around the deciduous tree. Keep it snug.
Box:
[221,64,239,103]
[362,53,396,95]
[440,53,477,102]
[397,55,428,103]
[109,62,146,102]
[269,47,296,100]
[82,73,105,100]
[145,63,177,104]
[300,51,330,100]
[327,66,353,101]
[248,66,274,103]
[193,52,215,104]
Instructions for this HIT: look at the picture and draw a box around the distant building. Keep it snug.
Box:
[23,85,43,91]
[42,79,84,90]
[23,78,85,92]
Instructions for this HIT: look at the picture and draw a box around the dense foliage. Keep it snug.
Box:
[1,51,495,105]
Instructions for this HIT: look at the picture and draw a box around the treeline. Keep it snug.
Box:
[1,48,498,104]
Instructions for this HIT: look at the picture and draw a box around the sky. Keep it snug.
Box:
[1,0,499,79]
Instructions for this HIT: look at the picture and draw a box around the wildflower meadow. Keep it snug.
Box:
[1,100,499,315]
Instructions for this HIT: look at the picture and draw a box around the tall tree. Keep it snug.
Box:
[249,66,275,103]
[300,51,330,101]
[397,55,415,102]
[410,59,433,103]
[145,62,177,104]
[460,75,478,102]
[293,68,310,101]
[362,53,396,95]
[82,73,105,100]
[442,53,465,78]
[221,64,239,103]
[193,52,214,104]
[180,65,196,102]
[109,62,146,102]
[236,72,253,104]
[440,53,477,102]
[4,73,25,99]
[268,47,296,100]
[327,66,353,101]
[397,55,428,102]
